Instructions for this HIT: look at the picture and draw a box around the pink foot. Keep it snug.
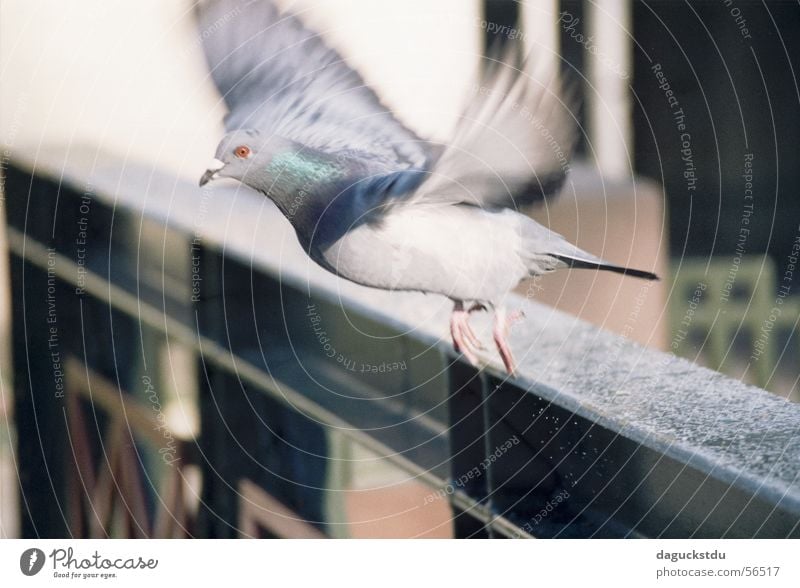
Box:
[450,301,485,366]
[493,307,524,374]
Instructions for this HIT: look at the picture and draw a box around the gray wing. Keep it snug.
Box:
[195,0,430,169]
[355,52,579,216]
[409,54,579,209]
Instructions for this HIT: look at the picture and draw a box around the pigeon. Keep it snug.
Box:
[196,0,658,374]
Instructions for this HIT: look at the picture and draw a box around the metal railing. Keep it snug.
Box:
[4,147,800,538]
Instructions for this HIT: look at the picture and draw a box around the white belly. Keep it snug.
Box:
[318,205,530,301]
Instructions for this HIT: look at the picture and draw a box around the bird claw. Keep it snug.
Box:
[493,307,523,375]
[450,301,485,366]
[451,313,480,365]
[462,320,485,350]
[493,330,517,375]
[450,303,525,374]
[507,308,526,325]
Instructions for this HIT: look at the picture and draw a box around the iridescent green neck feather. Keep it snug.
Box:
[262,150,346,223]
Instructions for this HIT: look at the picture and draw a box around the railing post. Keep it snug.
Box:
[10,251,70,537]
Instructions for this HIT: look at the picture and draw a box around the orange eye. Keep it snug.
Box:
[234,145,251,158]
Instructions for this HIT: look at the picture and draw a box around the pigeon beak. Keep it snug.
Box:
[199,158,226,187]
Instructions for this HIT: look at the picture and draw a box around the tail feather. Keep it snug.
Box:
[553,254,659,281]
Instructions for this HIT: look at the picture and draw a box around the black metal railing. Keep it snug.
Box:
[4,148,800,538]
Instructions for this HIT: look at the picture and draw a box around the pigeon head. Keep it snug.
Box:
[200,128,351,226]
[199,129,296,187]
[199,128,348,209]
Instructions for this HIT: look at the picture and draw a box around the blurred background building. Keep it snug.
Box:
[1,0,798,538]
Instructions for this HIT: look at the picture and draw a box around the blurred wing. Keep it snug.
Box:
[196,0,430,169]
[410,57,579,209]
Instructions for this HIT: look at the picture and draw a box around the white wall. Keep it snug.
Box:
[0,0,480,178]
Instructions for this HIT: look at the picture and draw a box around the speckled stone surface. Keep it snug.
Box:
[11,146,800,521]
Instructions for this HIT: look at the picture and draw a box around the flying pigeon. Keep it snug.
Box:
[197,0,658,374]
